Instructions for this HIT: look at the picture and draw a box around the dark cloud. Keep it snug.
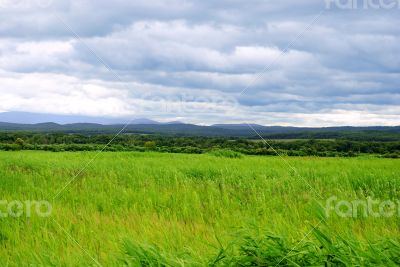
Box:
[0,0,398,125]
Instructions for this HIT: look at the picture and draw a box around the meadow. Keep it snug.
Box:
[0,151,399,266]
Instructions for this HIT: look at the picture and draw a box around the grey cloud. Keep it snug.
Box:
[0,0,398,126]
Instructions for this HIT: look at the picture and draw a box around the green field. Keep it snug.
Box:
[1,151,400,266]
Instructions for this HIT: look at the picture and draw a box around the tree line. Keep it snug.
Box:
[0,132,399,158]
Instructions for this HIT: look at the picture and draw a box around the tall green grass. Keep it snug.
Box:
[0,151,399,266]
[121,227,400,266]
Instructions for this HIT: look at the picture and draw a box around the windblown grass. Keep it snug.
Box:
[121,227,400,266]
[0,151,399,266]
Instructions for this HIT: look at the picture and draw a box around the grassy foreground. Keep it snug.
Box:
[0,151,399,266]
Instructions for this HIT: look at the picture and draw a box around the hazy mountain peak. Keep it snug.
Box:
[0,112,161,125]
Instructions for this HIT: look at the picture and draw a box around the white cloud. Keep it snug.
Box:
[0,0,398,126]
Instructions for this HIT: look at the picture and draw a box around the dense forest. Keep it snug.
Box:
[1,122,400,141]
[1,132,399,158]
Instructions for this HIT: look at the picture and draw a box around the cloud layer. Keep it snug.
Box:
[0,0,399,126]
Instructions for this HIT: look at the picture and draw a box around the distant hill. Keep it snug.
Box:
[0,121,234,136]
[0,120,399,141]
[0,112,160,125]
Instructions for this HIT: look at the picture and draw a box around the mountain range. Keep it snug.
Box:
[0,112,162,125]
[0,112,400,140]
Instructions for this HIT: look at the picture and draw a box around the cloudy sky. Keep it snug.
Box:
[0,0,399,126]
